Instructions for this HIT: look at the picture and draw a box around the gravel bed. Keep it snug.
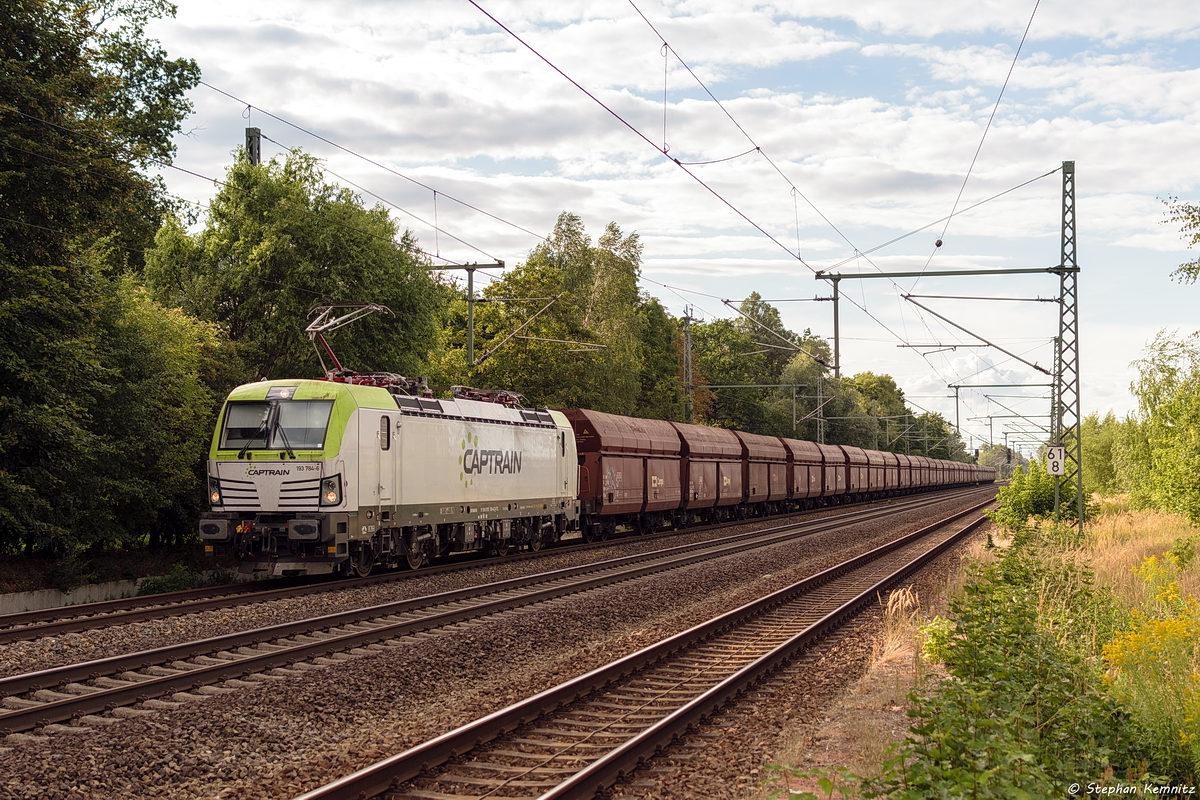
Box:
[0,518,804,679]
[0,492,992,799]
[607,522,991,800]
[0,494,972,680]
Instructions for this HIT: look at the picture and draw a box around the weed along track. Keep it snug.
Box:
[0,490,992,741]
[294,500,992,800]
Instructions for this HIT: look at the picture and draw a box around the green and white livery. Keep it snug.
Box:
[200,379,580,576]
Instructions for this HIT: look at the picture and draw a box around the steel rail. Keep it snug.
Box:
[551,513,987,798]
[0,488,992,736]
[292,499,993,800]
[0,485,987,644]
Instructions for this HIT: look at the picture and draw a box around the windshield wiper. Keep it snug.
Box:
[275,421,297,460]
[238,419,270,459]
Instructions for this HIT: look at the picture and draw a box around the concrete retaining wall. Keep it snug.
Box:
[0,579,141,615]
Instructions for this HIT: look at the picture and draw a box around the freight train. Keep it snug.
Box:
[199,374,995,577]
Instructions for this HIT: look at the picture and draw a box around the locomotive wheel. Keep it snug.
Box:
[403,537,426,570]
[529,527,544,552]
[352,544,374,577]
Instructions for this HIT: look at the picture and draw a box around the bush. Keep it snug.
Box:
[1103,535,1200,780]
[918,616,954,665]
[764,540,1140,799]
[136,563,198,595]
[863,552,1138,798]
[986,459,1066,533]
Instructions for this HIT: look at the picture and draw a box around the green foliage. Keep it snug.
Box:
[866,548,1136,798]
[146,151,445,380]
[633,298,686,421]
[90,278,230,547]
[1103,545,1200,780]
[136,562,197,595]
[691,315,784,433]
[439,212,679,415]
[1080,411,1124,495]
[0,0,198,272]
[986,459,1078,532]
[0,0,200,554]
[1125,331,1200,524]
[977,442,1028,478]
[919,615,955,665]
[762,764,861,799]
[0,273,228,552]
[765,540,1137,799]
[1165,196,1200,285]
[845,371,908,419]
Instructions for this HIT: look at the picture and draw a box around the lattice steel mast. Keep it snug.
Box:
[1052,160,1083,527]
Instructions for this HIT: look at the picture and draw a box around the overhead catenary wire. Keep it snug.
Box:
[0,102,468,267]
[257,132,505,268]
[913,0,1043,290]
[473,2,922,352]
[199,81,549,245]
[0,212,330,299]
[625,0,863,256]
[611,1,1059,402]
[0,107,518,310]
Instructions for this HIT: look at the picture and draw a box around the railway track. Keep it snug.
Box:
[296,498,991,800]
[0,487,992,740]
[0,488,977,646]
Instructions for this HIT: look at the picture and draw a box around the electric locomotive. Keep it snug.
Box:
[199,376,580,576]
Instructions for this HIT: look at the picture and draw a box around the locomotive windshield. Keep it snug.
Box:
[219,400,335,451]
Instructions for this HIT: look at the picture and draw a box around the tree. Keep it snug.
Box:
[978,442,1028,478]
[1,0,199,271]
[633,298,685,421]
[441,212,648,413]
[986,458,1065,531]
[1165,197,1200,285]
[691,317,778,433]
[735,291,795,379]
[0,0,200,552]
[772,332,834,441]
[450,255,595,409]
[845,371,908,419]
[146,151,445,380]
[1079,411,1122,495]
[90,278,227,548]
[1124,330,1200,523]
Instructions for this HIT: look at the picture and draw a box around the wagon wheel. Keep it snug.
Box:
[351,543,374,577]
[583,522,612,543]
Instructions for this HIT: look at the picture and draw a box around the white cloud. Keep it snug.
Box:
[146,0,1200,421]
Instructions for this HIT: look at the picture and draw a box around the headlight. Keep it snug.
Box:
[320,475,342,506]
[208,477,222,506]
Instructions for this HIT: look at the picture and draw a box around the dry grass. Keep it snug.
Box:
[1084,507,1200,607]
[751,507,1200,799]
[750,557,974,799]
[871,586,919,667]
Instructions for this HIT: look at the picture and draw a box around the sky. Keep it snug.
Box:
[144,0,1200,455]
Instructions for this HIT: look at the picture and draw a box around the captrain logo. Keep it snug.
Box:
[458,434,523,488]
